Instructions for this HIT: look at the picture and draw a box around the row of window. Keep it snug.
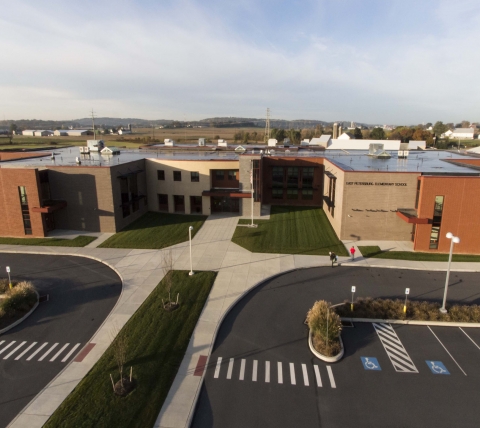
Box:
[429,195,444,249]
[18,186,32,235]
[272,166,314,188]
[272,188,313,200]
[158,194,203,214]
[157,170,238,182]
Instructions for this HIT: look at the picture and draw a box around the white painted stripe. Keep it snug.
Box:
[252,360,258,382]
[277,362,283,384]
[302,364,309,386]
[375,324,400,339]
[4,341,27,359]
[50,343,70,362]
[265,361,270,383]
[61,343,81,363]
[226,358,234,379]
[289,363,296,385]
[15,342,37,360]
[428,326,467,376]
[0,341,16,355]
[459,328,480,351]
[38,343,59,361]
[314,365,322,387]
[214,357,222,378]
[27,343,48,361]
[387,352,418,372]
[0,341,4,347]
[383,343,412,361]
[379,336,409,354]
[239,359,246,380]
[326,366,336,388]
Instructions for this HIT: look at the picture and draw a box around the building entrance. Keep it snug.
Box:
[211,197,240,213]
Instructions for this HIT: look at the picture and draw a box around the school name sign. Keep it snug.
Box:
[345,182,407,186]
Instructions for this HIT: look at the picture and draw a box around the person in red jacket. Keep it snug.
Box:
[350,246,356,260]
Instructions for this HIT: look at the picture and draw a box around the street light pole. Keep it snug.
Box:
[440,232,460,314]
[188,226,194,276]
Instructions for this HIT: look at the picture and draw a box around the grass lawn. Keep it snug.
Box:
[99,212,207,249]
[0,236,96,247]
[232,206,348,256]
[44,270,217,428]
[358,246,480,262]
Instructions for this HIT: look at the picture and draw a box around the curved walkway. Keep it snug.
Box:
[1,214,480,427]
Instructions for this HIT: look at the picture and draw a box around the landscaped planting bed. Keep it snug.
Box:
[0,279,38,330]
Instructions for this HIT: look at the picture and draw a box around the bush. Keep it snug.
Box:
[0,281,37,317]
[306,300,342,357]
[0,279,10,294]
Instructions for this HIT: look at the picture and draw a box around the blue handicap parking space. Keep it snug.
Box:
[361,357,381,371]
[426,361,450,375]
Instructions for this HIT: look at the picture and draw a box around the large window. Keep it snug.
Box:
[287,188,298,200]
[173,195,185,213]
[287,167,299,187]
[190,196,202,213]
[228,170,237,181]
[173,171,182,181]
[272,188,283,199]
[272,167,284,187]
[429,195,444,249]
[302,167,314,188]
[158,194,169,212]
[157,170,165,180]
[215,170,224,180]
[191,172,199,182]
[18,186,32,235]
[302,189,313,200]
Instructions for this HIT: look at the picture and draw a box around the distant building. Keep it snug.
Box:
[198,138,206,146]
[218,139,228,147]
[451,128,474,139]
[67,130,91,136]
[101,146,120,155]
[309,135,331,148]
[441,130,453,138]
[54,130,68,136]
[267,138,278,147]
[22,130,36,136]
[34,130,53,137]
[118,129,132,135]
[338,132,354,140]
[87,140,105,152]
[164,139,175,146]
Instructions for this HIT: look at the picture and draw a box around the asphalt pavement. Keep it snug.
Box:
[0,253,121,428]
[191,265,480,428]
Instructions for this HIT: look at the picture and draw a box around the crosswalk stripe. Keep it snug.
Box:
[314,365,322,387]
[252,360,258,382]
[0,341,16,355]
[302,364,309,386]
[50,343,70,362]
[4,341,27,359]
[226,358,234,379]
[15,342,38,360]
[374,324,399,339]
[388,353,418,372]
[26,343,48,361]
[277,362,283,384]
[326,366,336,388]
[383,343,410,360]
[61,343,81,363]
[214,357,222,378]
[38,343,58,361]
[265,361,270,383]
[239,359,246,380]
[289,363,296,385]
[0,341,4,347]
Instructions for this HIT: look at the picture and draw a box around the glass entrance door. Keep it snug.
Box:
[211,197,240,213]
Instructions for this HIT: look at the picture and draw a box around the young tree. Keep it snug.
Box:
[251,131,258,143]
[370,127,386,140]
[433,121,449,137]
[110,328,128,390]
[242,132,250,144]
[353,127,363,139]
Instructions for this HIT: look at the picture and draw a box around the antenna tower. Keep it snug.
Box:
[91,109,97,140]
[264,108,270,143]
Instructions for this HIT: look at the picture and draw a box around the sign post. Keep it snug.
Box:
[6,266,11,289]
[404,288,410,314]
[351,286,356,312]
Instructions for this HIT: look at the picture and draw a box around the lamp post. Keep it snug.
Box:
[188,226,194,276]
[326,302,344,351]
[440,232,460,314]
[6,266,11,289]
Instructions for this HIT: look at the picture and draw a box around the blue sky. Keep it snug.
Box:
[1,0,480,124]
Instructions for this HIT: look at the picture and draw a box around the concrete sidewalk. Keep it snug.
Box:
[1,216,480,428]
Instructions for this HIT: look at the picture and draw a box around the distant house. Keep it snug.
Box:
[441,130,453,138]
[309,135,331,148]
[22,130,36,136]
[101,146,120,155]
[234,145,246,152]
[451,128,474,139]
[338,132,354,140]
[118,129,132,135]
[34,130,53,137]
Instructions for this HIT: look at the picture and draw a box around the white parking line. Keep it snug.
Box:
[252,360,258,382]
[4,341,27,359]
[289,363,296,385]
[265,361,270,383]
[26,343,48,361]
[0,341,16,355]
[239,359,246,380]
[50,343,70,362]
[38,343,59,361]
[214,357,222,378]
[277,362,283,384]
[428,326,467,376]
[0,341,4,347]
[326,366,336,388]
[314,365,322,387]
[61,343,81,363]
[459,328,480,351]
[15,342,37,360]
[226,358,234,379]
[302,364,309,386]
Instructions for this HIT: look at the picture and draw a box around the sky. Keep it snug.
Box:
[1,0,480,124]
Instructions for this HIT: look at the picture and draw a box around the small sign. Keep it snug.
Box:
[351,286,356,293]
[6,266,10,273]
[361,357,381,371]
[426,361,449,375]
[405,288,410,295]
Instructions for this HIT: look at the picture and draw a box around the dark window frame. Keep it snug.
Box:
[191,171,200,182]
[173,171,182,182]
[157,170,165,180]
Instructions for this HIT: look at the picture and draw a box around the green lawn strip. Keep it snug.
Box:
[44,270,217,428]
[0,236,96,247]
[99,212,207,249]
[232,206,348,256]
[358,246,480,262]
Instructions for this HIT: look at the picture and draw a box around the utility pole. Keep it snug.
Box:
[264,108,270,144]
[91,109,96,140]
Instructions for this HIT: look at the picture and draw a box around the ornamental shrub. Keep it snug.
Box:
[0,281,37,317]
[306,300,342,356]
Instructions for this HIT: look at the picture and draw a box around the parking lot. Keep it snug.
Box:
[192,266,480,428]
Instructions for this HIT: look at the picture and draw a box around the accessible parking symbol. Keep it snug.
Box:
[426,361,450,375]
[361,357,381,371]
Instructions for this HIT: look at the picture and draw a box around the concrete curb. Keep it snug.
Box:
[340,261,480,273]
[308,329,344,363]
[340,317,480,328]
[0,290,40,335]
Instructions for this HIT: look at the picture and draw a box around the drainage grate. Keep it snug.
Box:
[341,320,354,328]
[39,294,49,303]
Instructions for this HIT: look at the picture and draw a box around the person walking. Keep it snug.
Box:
[329,251,337,267]
[350,246,356,260]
